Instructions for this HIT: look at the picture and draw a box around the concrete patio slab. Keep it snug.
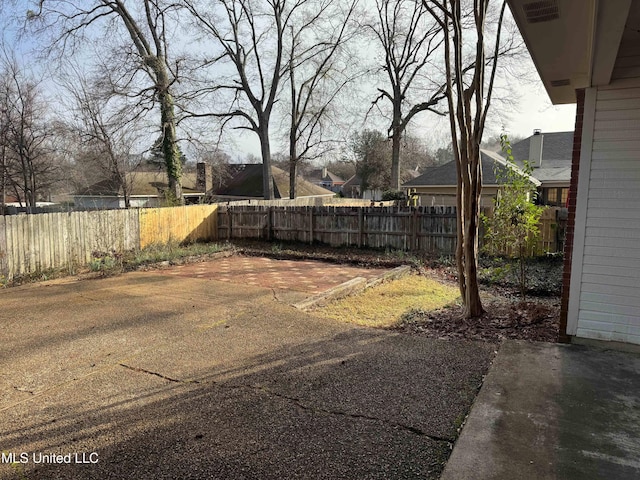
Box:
[0,266,494,479]
[442,340,640,480]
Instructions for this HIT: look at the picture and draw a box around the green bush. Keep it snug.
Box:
[482,134,545,298]
[381,189,406,201]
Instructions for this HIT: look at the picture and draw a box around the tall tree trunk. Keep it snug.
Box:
[259,127,275,200]
[289,137,297,200]
[158,87,182,205]
[390,101,402,191]
[462,153,483,317]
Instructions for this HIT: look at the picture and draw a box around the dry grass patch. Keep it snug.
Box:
[317,274,460,328]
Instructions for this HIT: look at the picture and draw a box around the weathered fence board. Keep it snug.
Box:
[217,205,463,253]
[217,205,566,256]
[0,205,216,282]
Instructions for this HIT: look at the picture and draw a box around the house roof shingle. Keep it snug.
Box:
[505,131,573,184]
[214,164,335,198]
[403,131,573,189]
[75,171,201,197]
[403,150,539,188]
[305,168,345,184]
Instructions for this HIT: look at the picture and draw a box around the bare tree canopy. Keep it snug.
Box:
[183,0,308,200]
[0,55,61,208]
[286,0,359,198]
[369,0,446,191]
[27,0,187,203]
[59,66,147,208]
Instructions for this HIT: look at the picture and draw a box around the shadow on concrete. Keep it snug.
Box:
[2,327,494,480]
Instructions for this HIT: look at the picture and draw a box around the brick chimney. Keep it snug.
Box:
[196,162,213,192]
[528,129,544,168]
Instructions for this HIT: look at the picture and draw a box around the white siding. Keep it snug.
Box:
[571,77,640,345]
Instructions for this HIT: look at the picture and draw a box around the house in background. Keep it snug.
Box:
[304,167,345,193]
[401,148,542,207]
[341,175,386,201]
[508,130,573,206]
[73,171,205,209]
[209,164,335,201]
[508,0,640,347]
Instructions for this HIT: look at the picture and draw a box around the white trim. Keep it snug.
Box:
[567,87,597,335]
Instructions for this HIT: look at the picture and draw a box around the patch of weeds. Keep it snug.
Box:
[124,241,231,269]
[6,267,67,287]
[271,243,283,253]
[384,248,423,269]
[89,250,124,276]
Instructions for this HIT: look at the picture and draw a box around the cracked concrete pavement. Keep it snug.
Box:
[0,265,494,479]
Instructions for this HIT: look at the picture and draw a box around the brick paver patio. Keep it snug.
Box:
[161,256,387,294]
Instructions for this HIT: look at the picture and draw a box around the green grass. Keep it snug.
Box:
[317,274,460,328]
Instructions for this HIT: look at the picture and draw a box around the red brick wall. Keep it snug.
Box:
[559,88,585,343]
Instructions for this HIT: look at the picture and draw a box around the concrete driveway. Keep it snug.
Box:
[0,261,494,479]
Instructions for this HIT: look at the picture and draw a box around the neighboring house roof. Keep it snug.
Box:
[505,131,573,185]
[305,168,345,185]
[404,131,573,190]
[403,150,541,188]
[213,164,335,198]
[75,171,202,197]
[342,174,360,189]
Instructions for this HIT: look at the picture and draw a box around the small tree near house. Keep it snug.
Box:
[482,134,544,298]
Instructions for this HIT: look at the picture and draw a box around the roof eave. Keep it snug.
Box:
[507,0,632,104]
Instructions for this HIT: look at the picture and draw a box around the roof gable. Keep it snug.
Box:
[403,151,541,188]
[214,164,334,198]
[505,131,573,184]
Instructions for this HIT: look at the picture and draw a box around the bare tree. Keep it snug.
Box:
[369,0,446,191]
[60,69,144,208]
[0,57,60,208]
[28,0,186,204]
[183,0,310,200]
[286,0,358,198]
[424,0,508,318]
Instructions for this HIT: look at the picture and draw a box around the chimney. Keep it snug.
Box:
[196,162,213,192]
[528,129,543,168]
[321,167,328,179]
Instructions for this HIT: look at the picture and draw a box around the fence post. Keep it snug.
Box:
[358,208,365,248]
[0,215,6,281]
[266,206,273,241]
[411,208,419,250]
[308,207,314,244]
[227,208,232,240]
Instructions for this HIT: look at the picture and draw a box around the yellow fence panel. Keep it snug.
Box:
[139,205,218,249]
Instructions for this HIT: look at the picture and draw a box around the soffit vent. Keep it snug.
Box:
[522,1,560,24]
[550,79,571,87]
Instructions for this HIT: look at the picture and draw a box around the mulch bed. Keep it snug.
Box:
[395,295,560,343]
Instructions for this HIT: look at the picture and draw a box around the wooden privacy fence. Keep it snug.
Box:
[0,203,564,282]
[218,205,460,253]
[217,205,567,255]
[139,204,218,249]
[0,205,218,282]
